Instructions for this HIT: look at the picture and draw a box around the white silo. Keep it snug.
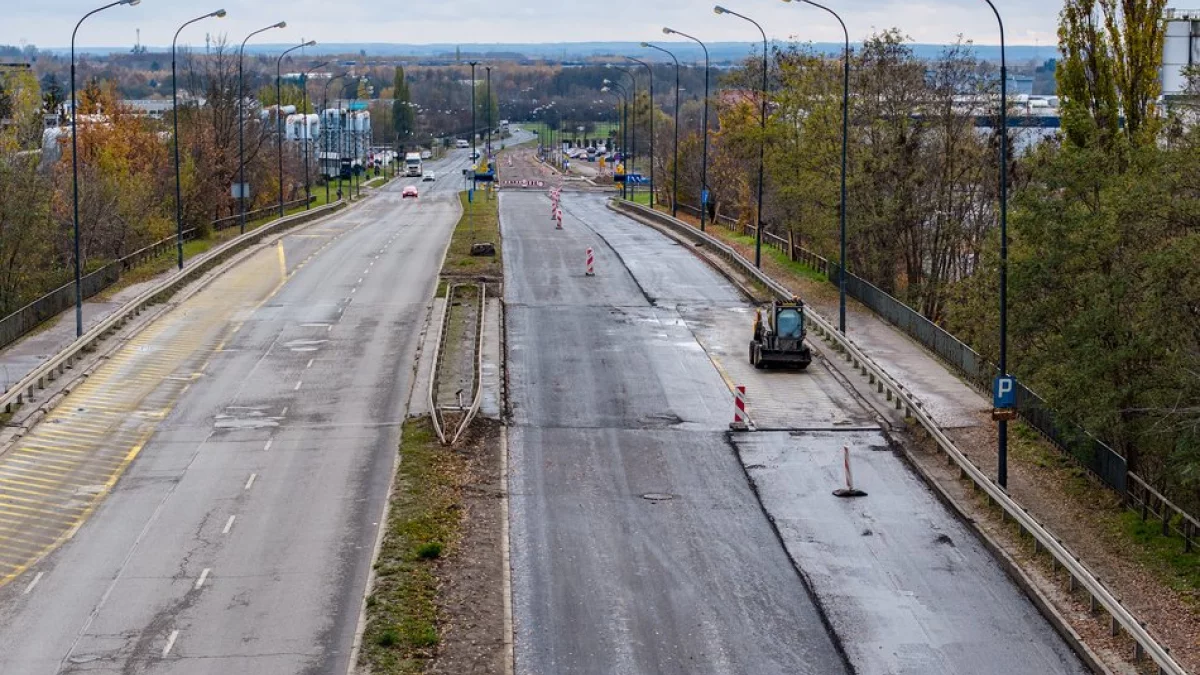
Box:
[1162,8,1200,97]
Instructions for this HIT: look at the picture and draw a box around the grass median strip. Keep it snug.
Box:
[444,191,501,280]
[362,417,467,673]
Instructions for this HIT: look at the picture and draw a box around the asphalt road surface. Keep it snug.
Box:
[502,190,850,675]
[503,190,1088,675]
[0,149,474,675]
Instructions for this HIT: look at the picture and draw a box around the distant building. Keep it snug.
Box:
[1162,8,1200,97]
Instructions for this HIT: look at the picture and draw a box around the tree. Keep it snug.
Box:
[41,72,64,116]
[392,66,415,141]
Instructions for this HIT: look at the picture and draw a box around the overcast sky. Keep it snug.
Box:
[3,0,1059,51]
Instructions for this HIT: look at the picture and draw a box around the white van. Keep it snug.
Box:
[455,139,470,149]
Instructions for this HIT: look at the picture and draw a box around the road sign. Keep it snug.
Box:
[231,183,250,199]
[993,375,1016,409]
[702,189,710,205]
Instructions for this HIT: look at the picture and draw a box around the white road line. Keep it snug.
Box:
[264,439,273,451]
[294,380,303,391]
[327,324,333,332]
[222,515,236,534]
[350,288,356,294]
[244,473,257,490]
[162,630,179,657]
[357,278,363,284]
[281,406,289,416]
[306,358,314,369]
[23,571,43,595]
[195,568,210,589]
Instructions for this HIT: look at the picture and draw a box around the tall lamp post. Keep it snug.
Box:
[625,56,654,209]
[982,0,1010,489]
[607,64,637,200]
[71,0,142,338]
[643,42,680,217]
[663,27,710,232]
[714,5,768,269]
[784,0,849,334]
[469,61,478,189]
[172,9,226,271]
[276,41,316,218]
[602,81,629,199]
[300,61,328,209]
[485,65,493,155]
[238,22,286,235]
[321,73,349,204]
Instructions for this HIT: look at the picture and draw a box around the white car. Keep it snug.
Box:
[422,171,436,182]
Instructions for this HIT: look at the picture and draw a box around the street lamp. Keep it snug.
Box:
[663,26,710,232]
[71,0,142,338]
[277,40,316,218]
[607,64,636,200]
[238,21,287,234]
[172,9,226,271]
[783,0,849,334]
[322,73,349,204]
[643,42,680,217]
[602,80,629,199]
[714,5,768,269]
[485,65,492,156]
[979,0,1011,489]
[625,56,654,209]
[469,61,478,189]
[300,61,329,209]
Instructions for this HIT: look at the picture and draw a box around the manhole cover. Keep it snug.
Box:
[641,493,675,501]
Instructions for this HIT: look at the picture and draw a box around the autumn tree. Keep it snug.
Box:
[392,66,415,143]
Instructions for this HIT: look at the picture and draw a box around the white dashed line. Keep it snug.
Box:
[222,515,236,534]
[244,473,257,490]
[306,358,314,369]
[162,630,179,657]
[23,571,43,595]
[281,406,289,416]
[264,439,273,451]
[195,568,210,589]
[294,380,303,391]
[350,288,356,294]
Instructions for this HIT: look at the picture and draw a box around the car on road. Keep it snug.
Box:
[422,171,436,182]
[402,185,419,199]
[471,150,481,160]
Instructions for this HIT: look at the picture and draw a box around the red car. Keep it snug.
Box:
[402,185,419,199]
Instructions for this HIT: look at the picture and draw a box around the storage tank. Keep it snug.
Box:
[1162,8,1200,97]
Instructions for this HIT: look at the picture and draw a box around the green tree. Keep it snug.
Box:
[392,66,415,141]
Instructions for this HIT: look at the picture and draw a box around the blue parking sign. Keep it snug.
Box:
[993,375,1016,409]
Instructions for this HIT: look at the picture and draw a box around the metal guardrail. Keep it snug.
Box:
[613,198,1186,675]
[0,197,315,355]
[0,198,346,416]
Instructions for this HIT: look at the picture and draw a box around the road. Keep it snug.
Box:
[503,190,1088,674]
[0,149,473,674]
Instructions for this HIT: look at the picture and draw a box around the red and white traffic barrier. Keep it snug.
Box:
[556,210,563,229]
[729,385,748,430]
[585,247,594,275]
[833,445,867,497]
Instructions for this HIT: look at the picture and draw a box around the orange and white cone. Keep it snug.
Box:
[729,385,748,430]
[833,446,868,497]
[585,247,594,276]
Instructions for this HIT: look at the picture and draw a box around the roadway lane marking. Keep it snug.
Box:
[277,241,287,280]
[351,287,357,294]
[294,380,303,391]
[195,568,210,589]
[162,629,179,657]
[222,515,236,534]
[281,407,289,416]
[306,359,314,369]
[244,473,257,490]
[263,439,273,452]
[22,571,42,594]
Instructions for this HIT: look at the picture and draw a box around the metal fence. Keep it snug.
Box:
[0,197,312,353]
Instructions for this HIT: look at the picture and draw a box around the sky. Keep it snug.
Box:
[2,0,1060,52]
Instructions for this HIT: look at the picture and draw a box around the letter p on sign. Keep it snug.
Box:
[993,375,1016,409]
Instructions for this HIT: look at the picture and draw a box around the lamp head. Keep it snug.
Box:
[640,42,650,48]
[213,9,227,18]
[662,27,675,35]
[122,0,140,6]
[714,5,728,14]
[274,21,287,28]
[304,40,317,47]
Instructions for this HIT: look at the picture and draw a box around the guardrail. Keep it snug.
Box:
[612,198,1185,675]
[0,197,314,355]
[1,197,346,416]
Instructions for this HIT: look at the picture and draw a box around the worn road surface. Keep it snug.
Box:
[0,150,472,675]
[504,190,1088,675]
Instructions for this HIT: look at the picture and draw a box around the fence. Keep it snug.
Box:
[656,197,1200,549]
[0,196,313,353]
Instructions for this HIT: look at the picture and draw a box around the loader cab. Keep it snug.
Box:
[749,299,813,370]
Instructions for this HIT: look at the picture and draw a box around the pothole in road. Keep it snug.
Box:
[641,493,676,502]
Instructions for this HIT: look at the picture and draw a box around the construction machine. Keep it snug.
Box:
[749,299,813,370]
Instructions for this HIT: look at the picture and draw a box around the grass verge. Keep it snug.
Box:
[444,191,501,280]
[361,416,468,673]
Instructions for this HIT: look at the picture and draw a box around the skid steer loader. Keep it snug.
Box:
[749,299,813,370]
